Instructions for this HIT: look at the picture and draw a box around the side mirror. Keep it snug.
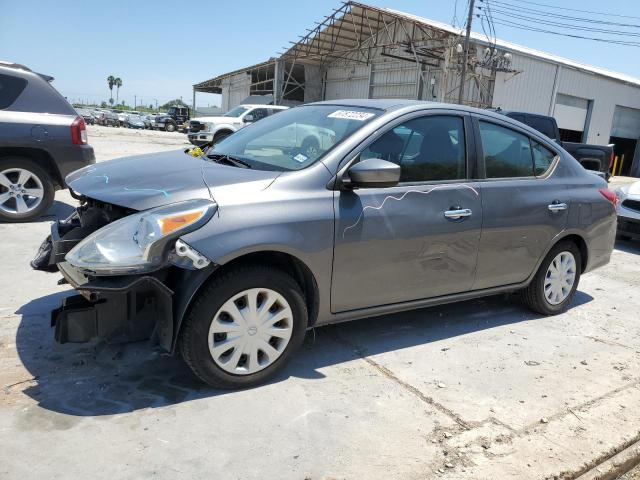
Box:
[243,114,254,123]
[345,158,400,189]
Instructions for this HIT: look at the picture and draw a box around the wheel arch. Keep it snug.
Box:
[0,148,63,188]
[170,249,320,353]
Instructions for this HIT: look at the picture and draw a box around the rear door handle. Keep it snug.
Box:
[444,208,472,219]
[548,202,568,212]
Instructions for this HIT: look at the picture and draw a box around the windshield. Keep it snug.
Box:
[129,114,142,121]
[224,106,249,117]
[210,104,381,171]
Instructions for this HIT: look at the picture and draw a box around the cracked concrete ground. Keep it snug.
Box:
[1,126,639,479]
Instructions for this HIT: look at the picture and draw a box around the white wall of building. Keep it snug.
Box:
[492,52,640,145]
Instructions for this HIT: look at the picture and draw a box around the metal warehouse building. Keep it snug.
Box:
[193,1,640,177]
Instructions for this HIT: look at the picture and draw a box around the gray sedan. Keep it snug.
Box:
[34,100,617,388]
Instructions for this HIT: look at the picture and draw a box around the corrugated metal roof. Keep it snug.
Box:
[194,1,640,91]
[384,7,640,88]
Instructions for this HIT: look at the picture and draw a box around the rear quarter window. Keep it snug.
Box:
[0,74,27,109]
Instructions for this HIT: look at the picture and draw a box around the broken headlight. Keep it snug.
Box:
[65,199,216,275]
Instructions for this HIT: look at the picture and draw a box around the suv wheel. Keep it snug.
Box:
[521,241,581,315]
[165,122,177,132]
[0,157,55,223]
[180,265,308,388]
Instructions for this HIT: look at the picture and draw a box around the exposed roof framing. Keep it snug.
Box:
[279,1,452,65]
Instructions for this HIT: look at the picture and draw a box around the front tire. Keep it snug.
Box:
[0,157,55,223]
[522,241,581,315]
[212,131,231,145]
[165,122,177,132]
[180,265,308,388]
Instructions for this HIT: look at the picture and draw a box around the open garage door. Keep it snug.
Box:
[610,105,640,177]
[554,94,589,142]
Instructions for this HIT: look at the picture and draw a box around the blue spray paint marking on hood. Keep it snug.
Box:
[66,149,281,211]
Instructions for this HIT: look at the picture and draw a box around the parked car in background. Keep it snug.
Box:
[75,107,95,125]
[101,110,119,127]
[141,113,153,129]
[153,106,189,132]
[115,110,127,127]
[124,114,145,129]
[0,61,95,222]
[615,180,640,240]
[495,110,614,179]
[188,104,289,146]
[34,100,616,388]
[92,109,106,125]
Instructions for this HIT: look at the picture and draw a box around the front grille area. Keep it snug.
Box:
[622,199,640,213]
[189,121,204,133]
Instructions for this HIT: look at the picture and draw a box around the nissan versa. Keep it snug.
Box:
[32,100,618,388]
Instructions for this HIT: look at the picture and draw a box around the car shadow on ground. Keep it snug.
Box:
[0,200,75,224]
[615,238,640,255]
[14,290,593,417]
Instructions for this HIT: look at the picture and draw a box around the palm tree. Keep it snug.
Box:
[107,75,115,105]
[115,78,122,104]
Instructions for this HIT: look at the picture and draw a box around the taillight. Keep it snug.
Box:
[71,116,87,145]
[598,188,618,208]
[609,151,615,169]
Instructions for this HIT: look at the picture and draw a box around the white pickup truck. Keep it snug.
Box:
[187,104,288,146]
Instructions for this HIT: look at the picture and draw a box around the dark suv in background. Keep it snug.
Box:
[0,61,95,222]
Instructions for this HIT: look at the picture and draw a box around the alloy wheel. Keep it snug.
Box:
[544,251,576,305]
[0,168,45,216]
[208,288,294,375]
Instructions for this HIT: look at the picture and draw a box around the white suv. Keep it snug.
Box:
[188,104,288,146]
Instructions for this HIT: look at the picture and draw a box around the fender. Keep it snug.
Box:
[210,123,239,136]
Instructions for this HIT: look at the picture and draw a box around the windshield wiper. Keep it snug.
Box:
[207,153,252,169]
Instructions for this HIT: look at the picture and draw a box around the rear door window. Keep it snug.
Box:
[0,74,27,110]
[479,121,534,178]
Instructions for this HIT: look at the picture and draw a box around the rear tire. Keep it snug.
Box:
[521,241,581,315]
[0,157,55,223]
[180,265,308,389]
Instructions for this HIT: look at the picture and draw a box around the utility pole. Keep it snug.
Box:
[134,95,137,109]
[457,0,475,105]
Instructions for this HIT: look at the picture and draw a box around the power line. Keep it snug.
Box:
[492,0,640,20]
[484,16,640,47]
[480,0,640,29]
[482,8,640,37]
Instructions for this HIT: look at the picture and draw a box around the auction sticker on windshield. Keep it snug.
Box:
[328,110,376,121]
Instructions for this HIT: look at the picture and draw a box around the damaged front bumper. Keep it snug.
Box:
[52,266,174,348]
[34,218,214,353]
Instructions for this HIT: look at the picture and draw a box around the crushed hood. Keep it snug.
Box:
[66,150,281,211]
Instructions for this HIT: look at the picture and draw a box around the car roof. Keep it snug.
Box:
[309,98,514,119]
[240,104,288,109]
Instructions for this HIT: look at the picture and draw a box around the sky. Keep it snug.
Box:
[1,0,638,108]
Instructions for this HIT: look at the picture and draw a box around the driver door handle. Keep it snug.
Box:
[444,208,472,220]
[548,202,567,212]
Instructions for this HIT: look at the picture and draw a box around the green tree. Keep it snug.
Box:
[100,101,108,108]
[115,77,122,104]
[160,98,188,110]
[107,75,115,103]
